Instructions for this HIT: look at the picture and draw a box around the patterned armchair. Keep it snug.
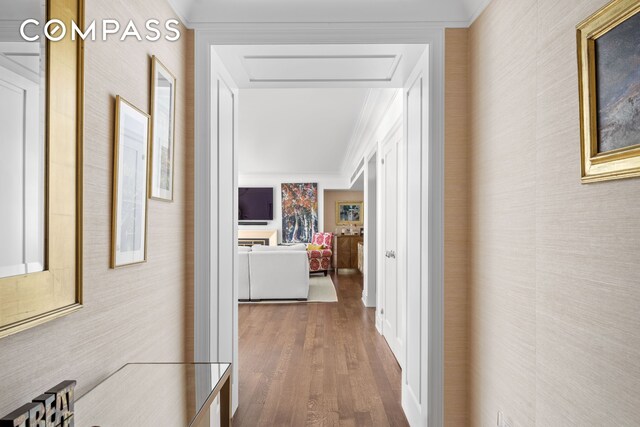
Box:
[307,232,334,276]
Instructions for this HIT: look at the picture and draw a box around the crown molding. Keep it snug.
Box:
[165,0,192,28]
[193,21,467,43]
[341,88,401,177]
[166,0,493,30]
[466,0,492,26]
[341,88,378,171]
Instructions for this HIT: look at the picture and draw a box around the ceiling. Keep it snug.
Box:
[169,0,491,26]
[215,44,426,89]
[0,0,43,20]
[238,88,370,175]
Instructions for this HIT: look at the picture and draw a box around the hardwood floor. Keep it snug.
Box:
[234,271,409,426]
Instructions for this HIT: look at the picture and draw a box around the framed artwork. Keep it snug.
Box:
[112,96,150,268]
[336,201,363,225]
[577,0,640,182]
[281,183,318,243]
[149,56,176,201]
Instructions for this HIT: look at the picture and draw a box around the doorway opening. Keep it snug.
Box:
[194,34,444,426]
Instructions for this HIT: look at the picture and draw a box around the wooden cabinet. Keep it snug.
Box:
[333,235,363,271]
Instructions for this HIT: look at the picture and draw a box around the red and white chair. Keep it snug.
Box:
[307,232,333,276]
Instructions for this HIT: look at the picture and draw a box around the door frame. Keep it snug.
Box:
[362,147,378,309]
[194,40,240,415]
[193,24,445,426]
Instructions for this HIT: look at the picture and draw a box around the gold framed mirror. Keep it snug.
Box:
[0,0,84,338]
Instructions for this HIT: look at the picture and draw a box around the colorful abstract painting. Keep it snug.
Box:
[281,183,318,243]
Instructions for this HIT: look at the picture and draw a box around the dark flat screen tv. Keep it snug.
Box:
[238,187,273,221]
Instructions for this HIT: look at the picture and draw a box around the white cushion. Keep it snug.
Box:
[250,244,274,252]
[251,244,306,252]
[249,251,309,300]
[238,246,251,253]
[238,251,250,299]
[287,243,308,251]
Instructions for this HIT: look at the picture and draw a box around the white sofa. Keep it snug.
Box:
[238,246,251,300]
[238,244,309,301]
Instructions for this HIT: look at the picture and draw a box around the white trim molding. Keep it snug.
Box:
[426,28,445,427]
[342,88,403,177]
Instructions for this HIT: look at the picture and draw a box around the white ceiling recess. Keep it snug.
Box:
[238,88,370,175]
[168,0,493,27]
[214,44,427,89]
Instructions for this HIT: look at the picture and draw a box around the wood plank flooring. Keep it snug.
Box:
[234,271,409,426]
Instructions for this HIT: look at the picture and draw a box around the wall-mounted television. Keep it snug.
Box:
[238,187,273,221]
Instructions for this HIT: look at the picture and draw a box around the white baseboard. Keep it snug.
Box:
[375,313,383,334]
[402,383,422,426]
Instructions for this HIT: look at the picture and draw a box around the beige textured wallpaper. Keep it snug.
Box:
[469,0,640,425]
[0,0,194,414]
[444,28,469,427]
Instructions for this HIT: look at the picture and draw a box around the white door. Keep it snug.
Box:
[402,47,430,426]
[381,134,403,366]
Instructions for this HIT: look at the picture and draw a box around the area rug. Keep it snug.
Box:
[241,275,338,304]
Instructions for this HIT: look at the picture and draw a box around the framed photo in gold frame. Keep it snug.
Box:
[336,201,363,225]
[111,96,150,268]
[577,0,640,183]
[149,56,177,201]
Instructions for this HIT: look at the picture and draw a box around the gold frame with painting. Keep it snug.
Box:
[149,56,177,201]
[111,96,151,268]
[336,201,364,226]
[577,0,640,183]
[0,0,84,339]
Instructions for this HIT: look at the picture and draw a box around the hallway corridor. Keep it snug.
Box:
[234,272,408,426]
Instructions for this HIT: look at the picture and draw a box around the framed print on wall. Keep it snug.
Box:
[112,96,150,268]
[336,201,364,225]
[281,183,318,243]
[149,56,177,201]
[577,0,640,182]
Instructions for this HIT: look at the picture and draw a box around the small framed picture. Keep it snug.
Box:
[149,56,177,201]
[336,201,363,225]
[577,0,640,182]
[112,96,150,268]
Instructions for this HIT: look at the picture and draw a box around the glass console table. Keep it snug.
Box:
[75,363,231,427]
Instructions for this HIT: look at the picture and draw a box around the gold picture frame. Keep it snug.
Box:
[149,56,177,202]
[577,0,640,183]
[336,201,364,226]
[0,0,84,339]
[111,96,151,268]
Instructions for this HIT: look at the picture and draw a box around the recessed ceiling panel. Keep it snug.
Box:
[214,44,427,88]
[241,54,400,83]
